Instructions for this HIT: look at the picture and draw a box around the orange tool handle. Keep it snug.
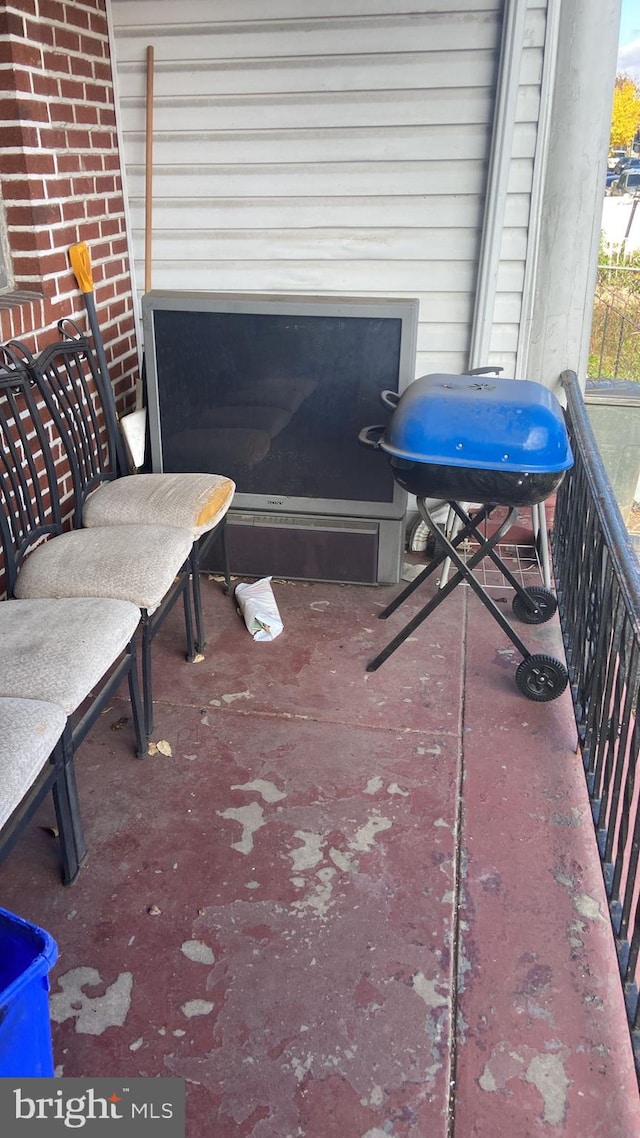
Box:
[68,242,94,294]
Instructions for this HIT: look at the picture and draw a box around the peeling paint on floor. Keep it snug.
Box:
[167,886,452,1133]
[573,893,605,922]
[350,813,393,852]
[1,576,638,1137]
[525,1052,569,1126]
[412,972,449,1011]
[181,940,215,965]
[221,689,254,705]
[292,865,336,916]
[231,779,287,803]
[180,1000,215,1019]
[479,1044,569,1127]
[50,968,133,1035]
[219,802,265,854]
[288,830,326,872]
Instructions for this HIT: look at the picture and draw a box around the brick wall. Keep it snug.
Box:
[0,0,139,596]
[0,0,138,401]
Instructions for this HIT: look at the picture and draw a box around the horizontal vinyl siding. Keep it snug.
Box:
[488,0,548,371]
[110,0,503,375]
[113,0,500,20]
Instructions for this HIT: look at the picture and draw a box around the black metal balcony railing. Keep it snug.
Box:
[553,370,640,1071]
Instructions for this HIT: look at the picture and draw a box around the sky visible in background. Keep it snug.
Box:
[618,0,640,81]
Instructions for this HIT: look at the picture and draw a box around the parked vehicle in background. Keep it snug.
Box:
[609,148,628,169]
[607,161,640,192]
[609,169,640,196]
[614,155,640,175]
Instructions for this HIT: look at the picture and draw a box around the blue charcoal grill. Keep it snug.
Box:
[359,372,574,701]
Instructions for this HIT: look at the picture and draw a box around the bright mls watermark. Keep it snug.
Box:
[0,1078,185,1136]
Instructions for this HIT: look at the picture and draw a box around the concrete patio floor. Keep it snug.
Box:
[1,554,640,1137]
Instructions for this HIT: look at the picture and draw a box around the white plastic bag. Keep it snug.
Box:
[235,576,284,641]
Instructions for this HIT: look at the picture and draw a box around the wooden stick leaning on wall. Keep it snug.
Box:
[145,45,154,294]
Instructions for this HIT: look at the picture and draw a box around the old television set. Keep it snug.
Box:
[142,291,419,584]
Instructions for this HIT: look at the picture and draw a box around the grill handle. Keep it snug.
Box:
[380,389,401,410]
[358,424,385,449]
[467,366,504,376]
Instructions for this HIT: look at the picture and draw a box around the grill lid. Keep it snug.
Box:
[382,374,573,474]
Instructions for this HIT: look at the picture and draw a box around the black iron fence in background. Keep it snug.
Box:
[553,369,640,1072]
[590,266,640,381]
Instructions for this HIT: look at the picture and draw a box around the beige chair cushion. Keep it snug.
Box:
[14,525,193,612]
[83,473,235,538]
[0,696,67,829]
[0,598,140,714]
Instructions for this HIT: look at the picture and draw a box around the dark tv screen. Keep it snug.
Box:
[149,308,404,504]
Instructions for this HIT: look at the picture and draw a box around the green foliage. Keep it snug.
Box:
[589,240,640,379]
[611,75,640,150]
[593,80,640,377]
[597,241,640,291]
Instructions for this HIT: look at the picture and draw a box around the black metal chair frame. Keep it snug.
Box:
[0,355,158,738]
[0,352,146,879]
[1,338,199,737]
[0,633,145,885]
[40,320,230,653]
[0,725,85,886]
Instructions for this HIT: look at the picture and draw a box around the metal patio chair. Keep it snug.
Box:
[0,594,145,883]
[20,321,236,654]
[0,353,195,738]
[0,696,78,883]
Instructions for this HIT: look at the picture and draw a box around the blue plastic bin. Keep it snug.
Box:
[0,906,58,1076]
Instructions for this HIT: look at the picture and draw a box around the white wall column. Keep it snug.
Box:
[525,0,621,392]
[468,0,528,370]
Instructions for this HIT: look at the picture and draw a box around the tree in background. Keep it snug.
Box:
[611,74,640,150]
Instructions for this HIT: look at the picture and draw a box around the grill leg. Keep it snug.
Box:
[367,503,531,671]
[446,502,549,617]
[379,504,495,620]
[535,501,552,589]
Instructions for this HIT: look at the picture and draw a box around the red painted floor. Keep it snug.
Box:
[1,561,639,1137]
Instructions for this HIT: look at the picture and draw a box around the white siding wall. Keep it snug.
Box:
[109,0,505,375]
[489,0,548,373]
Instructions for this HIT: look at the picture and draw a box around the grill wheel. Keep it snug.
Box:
[512,585,558,625]
[515,654,568,702]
